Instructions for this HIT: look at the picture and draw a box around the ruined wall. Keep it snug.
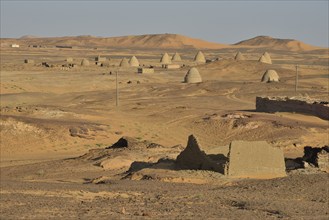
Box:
[225,141,286,178]
[256,96,329,120]
[175,135,287,179]
[176,135,227,173]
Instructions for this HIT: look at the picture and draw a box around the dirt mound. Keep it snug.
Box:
[0,117,44,136]
[78,136,180,171]
[100,157,134,170]
[190,111,311,148]
[107,136,164,149]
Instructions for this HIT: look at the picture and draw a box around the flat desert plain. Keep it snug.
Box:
[0,35,328,219]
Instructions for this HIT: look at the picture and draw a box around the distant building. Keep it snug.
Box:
[261,69,279,83]
[129,56,140,67]
[160,53,171,64]
[95,56,107,62]
[184,67,202,83]
[11,44,19,48]
[194,51,206,64]
[259,52,272,64]
[119,58,130,67]
[137,67,154,74]
[162,64,181,69]
[234,51,245,61]
[172,52,182,61]
[81,59,90,66]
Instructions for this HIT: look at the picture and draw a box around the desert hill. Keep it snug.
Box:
[234,36,322,51]
[1,34,326,51]
[4,34,228,49]
[19,35,41,39]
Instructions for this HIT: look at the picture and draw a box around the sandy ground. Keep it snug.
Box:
[0,45,328,219]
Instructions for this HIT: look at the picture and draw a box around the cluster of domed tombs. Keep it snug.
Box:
[90,51,278,83]
[183,68,279,84]
[234,51,272,64]
[81,55,140,67]
[183,51,278,83]
[25,51,279,83]
[79,53,181,67]
[78,50,273,67]
[25,50,272,67]
[161,50,271,64]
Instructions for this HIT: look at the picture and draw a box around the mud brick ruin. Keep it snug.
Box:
[176,135,286,179]
[256,96,329,120]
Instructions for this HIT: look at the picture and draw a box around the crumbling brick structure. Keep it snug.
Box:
[256,96,329,120]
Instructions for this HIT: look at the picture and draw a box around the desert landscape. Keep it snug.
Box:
[0,32,328,219]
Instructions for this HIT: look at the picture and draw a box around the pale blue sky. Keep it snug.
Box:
[1,0,328,47]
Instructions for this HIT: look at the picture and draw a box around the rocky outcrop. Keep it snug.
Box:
[285,146,329,173]
[303,146,329,172]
